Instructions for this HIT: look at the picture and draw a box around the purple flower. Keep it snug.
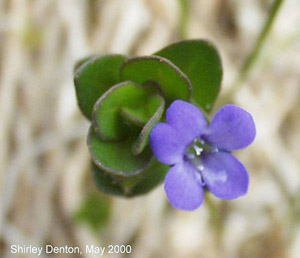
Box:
[149,100,256,211]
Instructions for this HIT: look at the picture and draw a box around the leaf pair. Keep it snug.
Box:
[74,40,223,197]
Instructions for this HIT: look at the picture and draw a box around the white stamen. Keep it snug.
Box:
[193,146,203,156]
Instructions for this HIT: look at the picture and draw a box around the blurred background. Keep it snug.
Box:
[0,0,299,257]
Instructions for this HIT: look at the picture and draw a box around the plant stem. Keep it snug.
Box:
[240,0,286,81]
[179,0,189,39]
[218,0,286,106]
[205,194,226,250]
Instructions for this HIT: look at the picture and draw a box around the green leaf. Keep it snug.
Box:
[73,55,96,74]
[120,56,192,103]
[92,163,127,196]
[92,81,153,140]
[88,127,152,177]
[129,159,169,196]
[74,193,110,232]
[132,94,165,155]
[155,40,223,112]
[120,107,148,127]
[120,89,164,128]
[92,160,169,197]
[74,54,126,119]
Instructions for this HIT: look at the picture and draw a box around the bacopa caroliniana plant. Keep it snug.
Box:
[150,100,255,210]
[74,39,255,210]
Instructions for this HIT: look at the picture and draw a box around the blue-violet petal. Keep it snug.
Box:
[166,100,207,144]
[203,104,256,151]
[150,123,186,165]
[164,162,204,211]
[200,152,249,200]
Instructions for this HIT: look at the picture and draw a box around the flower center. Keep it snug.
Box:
[185,138,218,159]
[184,138,219,185]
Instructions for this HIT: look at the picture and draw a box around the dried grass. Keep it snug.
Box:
[0,0,299,257]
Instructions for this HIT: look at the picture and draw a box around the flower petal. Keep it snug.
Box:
[149,123,185,165]
[204,104,256,151]
[164,162,204,211]
[201,152,249,200]
[166,100,207,144]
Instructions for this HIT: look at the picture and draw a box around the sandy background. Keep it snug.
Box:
[0,0,299,257]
